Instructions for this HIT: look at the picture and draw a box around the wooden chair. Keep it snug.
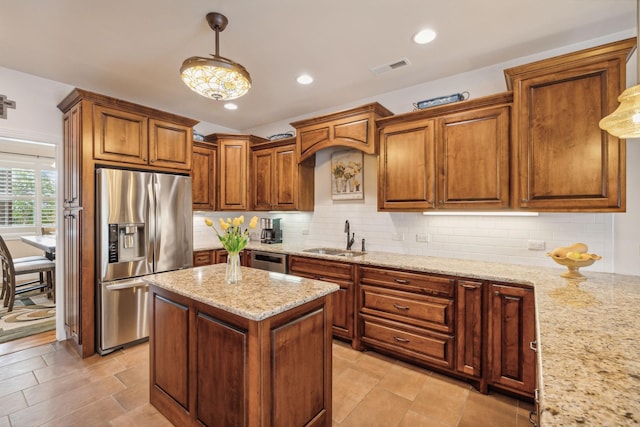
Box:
[0,235,55,312]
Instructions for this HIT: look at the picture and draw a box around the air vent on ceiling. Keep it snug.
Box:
[370,58,411,76]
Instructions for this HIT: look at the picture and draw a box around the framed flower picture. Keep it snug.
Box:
[331,149,363,200]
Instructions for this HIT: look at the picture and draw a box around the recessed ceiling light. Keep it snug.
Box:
[296,74,313,85]
[224,103,238,110]
[413,29,437,45]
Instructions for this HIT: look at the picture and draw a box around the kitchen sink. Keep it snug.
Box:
[303,248,366,257]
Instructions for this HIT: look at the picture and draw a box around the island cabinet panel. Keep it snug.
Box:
[505,38,634,212]
[289,256,356,342]
[148,282,333,427]
[151,294,189,411]
[196,312,247,427]
[487,283,536,396]
[455,280,484,379]
[272,308,326,427]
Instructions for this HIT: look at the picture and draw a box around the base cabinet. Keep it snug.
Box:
[149,285,333,427]
[289,256,355,342]
[488,283,536,396]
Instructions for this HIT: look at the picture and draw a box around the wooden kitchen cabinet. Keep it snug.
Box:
[57,88,198,358]
[192,141,217,211]
[93,104,193,171]
[291,102,393,162]
[289,256,356,342]
[206,133,267,211]
[377,92,512,211]
[250,137,314,211]
[358,266,456,370]
[456,280,484,379]
[488,282,536,397]
[505,38,634,212]
[193,249,215,267]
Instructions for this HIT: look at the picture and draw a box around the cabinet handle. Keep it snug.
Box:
[64,213,77,219]
[529,410,538,426]
[521,198,529,203]
[504,296,521,301]
[529,340,537,352]
[313,275,323,280]
[462,284,479,289]
[393,336,410,343]
[395,279,409,284]
[393,303,410,311]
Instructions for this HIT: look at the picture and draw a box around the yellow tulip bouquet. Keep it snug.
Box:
[204,215,259,253]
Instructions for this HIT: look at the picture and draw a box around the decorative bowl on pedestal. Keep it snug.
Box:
[547,252,601,279]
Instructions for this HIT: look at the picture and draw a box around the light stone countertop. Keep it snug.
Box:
[144,263,339,321]
[194,242,640,426]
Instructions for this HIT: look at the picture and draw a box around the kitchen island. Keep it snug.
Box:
[144,264,339,427]
[194,242,640,427]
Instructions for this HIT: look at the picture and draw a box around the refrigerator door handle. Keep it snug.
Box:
[105,279,150,291]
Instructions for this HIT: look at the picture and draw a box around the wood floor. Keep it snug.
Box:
[0,335,533,426]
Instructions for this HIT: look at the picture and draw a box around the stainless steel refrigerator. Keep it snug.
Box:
[96,168,192,354]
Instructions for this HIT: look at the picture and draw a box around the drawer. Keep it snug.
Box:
[359,266,455,297]
[193,250,214,267]
[289,256,354,282]
[361,315,454,369]
[361,285,453,333]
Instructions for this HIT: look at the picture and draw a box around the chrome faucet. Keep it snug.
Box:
[345,220,355,250]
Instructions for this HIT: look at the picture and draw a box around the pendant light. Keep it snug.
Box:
[599,0,640,138]
[180,12,251,101]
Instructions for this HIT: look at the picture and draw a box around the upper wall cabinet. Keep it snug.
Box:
[58,89,198,173]
[505,38,635,212]
[250,137,315,211]
[206,133,267,211]
[192,140,217,211]
[377,93,512,211]
[291,102,393,162]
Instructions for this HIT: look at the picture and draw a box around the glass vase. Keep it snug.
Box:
[225,251,242,284]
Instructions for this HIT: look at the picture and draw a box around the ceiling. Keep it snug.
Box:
[0,0,635,132]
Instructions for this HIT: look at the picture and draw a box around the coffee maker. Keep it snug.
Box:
[260,218,282,244]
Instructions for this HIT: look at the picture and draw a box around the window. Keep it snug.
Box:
[0,141,56,234]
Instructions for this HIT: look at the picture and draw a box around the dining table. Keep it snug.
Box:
[20,235,56,260]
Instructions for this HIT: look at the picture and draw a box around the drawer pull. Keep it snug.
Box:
[395,279,409,284]
[462,284,479,289]
[393,336,410,343]
[393,303,410,311]
[530,340,537,352]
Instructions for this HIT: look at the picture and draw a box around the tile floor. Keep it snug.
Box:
[0,337,533,426]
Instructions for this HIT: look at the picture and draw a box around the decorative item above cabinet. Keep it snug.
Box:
[290,102,393,162]
[505,37,634,212]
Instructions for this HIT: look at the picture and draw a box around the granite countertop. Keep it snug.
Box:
[195,242,640,426]
[144,263,339,321]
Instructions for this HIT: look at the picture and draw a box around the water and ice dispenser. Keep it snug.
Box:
[107,223,146,263]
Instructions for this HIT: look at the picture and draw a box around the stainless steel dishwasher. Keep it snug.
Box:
[250,250,288,273]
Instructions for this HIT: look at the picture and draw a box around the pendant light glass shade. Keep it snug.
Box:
[180,56,251,101]
[180,12,251,101]
[599,84,640,138]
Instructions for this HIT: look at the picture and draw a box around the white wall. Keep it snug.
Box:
[239,29,640,276]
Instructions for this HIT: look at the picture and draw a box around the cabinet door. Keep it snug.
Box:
[488,283,536,396]
[196,311,248,427]
[219,139,249,210]
[192,144,216,211]
[509,44,630,211]
[149,119,192,170]
[151,293,190,409]
[456,280,483,378]
[273,146,297,210]
[251,148,274,210]
[63,208,81,343]
[378,118,436,210]
[437,106,510,209]
[93,104,148,165]
[63,104,81,207]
